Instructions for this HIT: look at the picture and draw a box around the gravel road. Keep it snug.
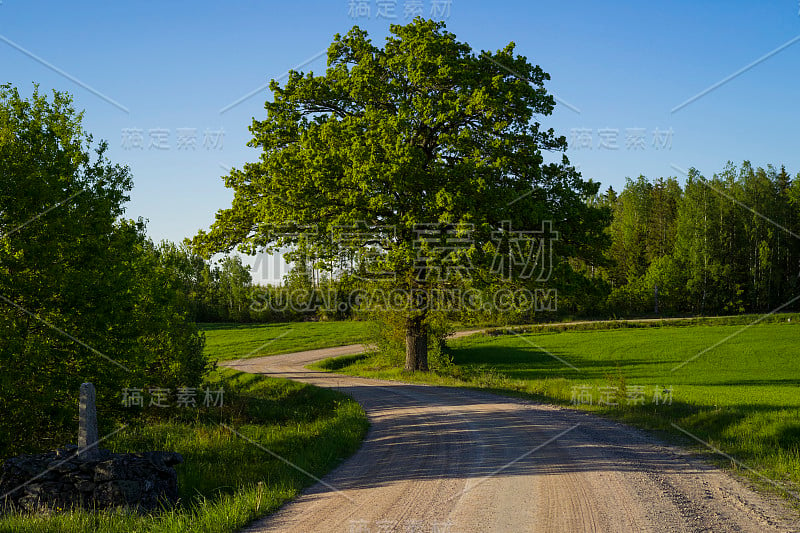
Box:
[222,336,799,533]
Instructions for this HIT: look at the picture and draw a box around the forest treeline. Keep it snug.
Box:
[595,161,800,315]
[182,161,800,322]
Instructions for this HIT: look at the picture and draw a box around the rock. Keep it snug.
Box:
[78,383,100,460]
[94,459,127,482]
[75,479,95,493]
[0,448,182,514]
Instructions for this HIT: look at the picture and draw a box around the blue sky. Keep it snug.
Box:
[3,1,800,282]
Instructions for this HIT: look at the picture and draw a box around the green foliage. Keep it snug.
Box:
[608,255,687,314]
[605,164,800,316]
[192,19,609,369]
[607,176,681,284]
[216,255,254,322]
[158,244,366,324]
[157,242,260,323]
[0,369,368,533]
[0,85,209,457]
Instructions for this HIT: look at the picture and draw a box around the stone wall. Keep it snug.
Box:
[0,446,182,514]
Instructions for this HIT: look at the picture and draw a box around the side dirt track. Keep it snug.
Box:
[222,337,799,533]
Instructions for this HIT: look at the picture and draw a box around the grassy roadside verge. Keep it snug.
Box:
[313,315,800,503]
[0,368,368,533]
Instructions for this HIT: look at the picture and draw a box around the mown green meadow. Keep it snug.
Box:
[200,321,373,361]
[6,316,797,532]
[317,317,800,499]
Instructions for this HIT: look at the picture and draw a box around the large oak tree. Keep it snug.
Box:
[193,19,607,370]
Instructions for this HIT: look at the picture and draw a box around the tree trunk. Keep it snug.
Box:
[404,315,428,371]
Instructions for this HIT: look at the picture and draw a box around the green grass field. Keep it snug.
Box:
[200,321,373,361]
[0,369,368,533]
[318,319,800,498]
[11,316,794,531]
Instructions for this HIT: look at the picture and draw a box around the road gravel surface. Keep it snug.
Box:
[223,335,799,532]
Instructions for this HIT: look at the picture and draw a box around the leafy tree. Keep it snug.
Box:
[785,169,800,297]
[647,177,681,262]
[156,241,213,320]
[0,85,209,455]
[192,20,608,370]
[608,176,653,284]
[217,255,254,321]
[605,176,681,313]
[667,162,800,314]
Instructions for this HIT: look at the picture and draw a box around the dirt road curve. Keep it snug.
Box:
[223,338,798,533]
